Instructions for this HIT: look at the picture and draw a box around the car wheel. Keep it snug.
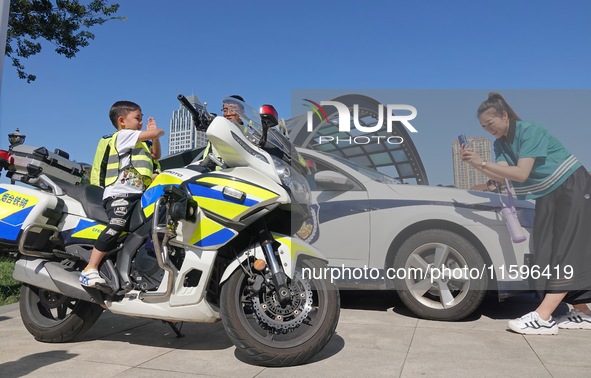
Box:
[392,229,487,321]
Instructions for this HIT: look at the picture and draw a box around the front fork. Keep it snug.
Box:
[258,224,291,306]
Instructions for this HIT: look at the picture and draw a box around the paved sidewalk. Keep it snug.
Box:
[1,292,590,377]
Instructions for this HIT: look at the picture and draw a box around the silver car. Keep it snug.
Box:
[298,148,535,321]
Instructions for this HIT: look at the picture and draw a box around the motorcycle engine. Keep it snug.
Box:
[129,238,164,291]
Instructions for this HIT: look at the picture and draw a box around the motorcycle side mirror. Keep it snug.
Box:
[260,105,279,129]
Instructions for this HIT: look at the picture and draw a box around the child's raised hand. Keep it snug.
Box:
[147,117,157,130]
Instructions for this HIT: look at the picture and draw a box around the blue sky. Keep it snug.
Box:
[1,0,590,185]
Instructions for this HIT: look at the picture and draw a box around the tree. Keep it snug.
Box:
[6,0,123,83]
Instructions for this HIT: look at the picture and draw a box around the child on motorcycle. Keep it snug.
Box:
[80,100,165,287]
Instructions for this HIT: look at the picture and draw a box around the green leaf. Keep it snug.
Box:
[5,0,123,82]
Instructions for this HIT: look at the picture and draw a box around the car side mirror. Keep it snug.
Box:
[314,170,355,190]
[260,104,279,128]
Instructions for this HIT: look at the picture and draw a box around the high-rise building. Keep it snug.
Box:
[452,137,492,189]
[168,95,208,155]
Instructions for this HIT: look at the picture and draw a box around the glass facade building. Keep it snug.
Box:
[451,136,492,189]
[168,95,208,155]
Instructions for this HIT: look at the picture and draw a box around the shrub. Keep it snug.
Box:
[0,257,20,306]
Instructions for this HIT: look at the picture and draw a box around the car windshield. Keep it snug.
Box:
[319,152,399,185]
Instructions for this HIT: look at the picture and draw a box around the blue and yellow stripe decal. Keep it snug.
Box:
[0,188,38,241]
[274,233,321,259]
[188,175,279,221]
[272,233,325,277]
[188,216,237,248]
[141,173,183,218]
[67,218,107,242]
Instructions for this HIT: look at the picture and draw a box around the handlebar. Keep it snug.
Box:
[177,94,212,131]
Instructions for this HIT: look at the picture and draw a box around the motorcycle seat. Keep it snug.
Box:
[60,183,109,224]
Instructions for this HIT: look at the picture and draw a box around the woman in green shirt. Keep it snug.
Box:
[461,92,591,335]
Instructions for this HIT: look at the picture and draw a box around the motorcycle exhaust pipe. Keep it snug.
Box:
[13,256,94,302]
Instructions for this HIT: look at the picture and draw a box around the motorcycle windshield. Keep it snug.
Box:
[222,97,308,176]
[223,97,292,159]
[222,97,266,147]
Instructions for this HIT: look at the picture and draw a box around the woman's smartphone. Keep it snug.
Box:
[457,134,468,147]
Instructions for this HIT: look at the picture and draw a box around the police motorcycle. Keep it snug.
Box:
[0,94,339,367]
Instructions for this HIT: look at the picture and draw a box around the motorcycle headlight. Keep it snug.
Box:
[272,156,311,204]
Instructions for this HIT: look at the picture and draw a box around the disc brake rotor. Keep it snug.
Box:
[251,271,313,333]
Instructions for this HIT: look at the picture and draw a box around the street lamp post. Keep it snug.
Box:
[8,128,26,150]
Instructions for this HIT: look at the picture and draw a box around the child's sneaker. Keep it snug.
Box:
[555,309,591,329]
[507,311,558,335]
[79,269,106,287]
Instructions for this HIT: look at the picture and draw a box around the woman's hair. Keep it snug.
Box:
[477,92,521,122]
[109,100,142,128]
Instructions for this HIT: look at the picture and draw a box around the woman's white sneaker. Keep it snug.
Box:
[507,311,558,335]
[555,309,591,329]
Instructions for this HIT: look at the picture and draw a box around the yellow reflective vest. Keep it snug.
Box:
[90,131,157,187]
[90,134,113,187]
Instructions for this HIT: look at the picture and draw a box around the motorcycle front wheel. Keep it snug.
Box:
[220,258,340,367]
[19,284,103,342]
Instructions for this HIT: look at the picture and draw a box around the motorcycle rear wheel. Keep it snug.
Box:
[220,258,340,367]
[19,284,103,342]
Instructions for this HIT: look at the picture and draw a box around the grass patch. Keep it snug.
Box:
[0,256,20,306]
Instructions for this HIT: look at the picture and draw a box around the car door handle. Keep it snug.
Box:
[350,207,373,213]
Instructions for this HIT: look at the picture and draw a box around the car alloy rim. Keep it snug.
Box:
[403,242,470,310]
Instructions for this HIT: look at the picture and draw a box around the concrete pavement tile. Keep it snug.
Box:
[401,327,552,378]
[338,307,418,328]
[0,319,226,368]
[331,320,413,352]
[0,318,29,340]
[543,363,591,377]
[77,312,154,340]
[0,307,23,330]
[0,339,79,364]
[0,320,92,365]
[59,338,179,366]
[59,321,230,367]
[416,317,507,333]
[133,324,266,376]
[0,302,19,316]
[136,338,266,377]
[116,367,220,377]
[524,330,591,371]
[0,306,258,377]
[255,322,416,377]
[0,356,130,378]
[91,317,225,346]
[3,294,591,377]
